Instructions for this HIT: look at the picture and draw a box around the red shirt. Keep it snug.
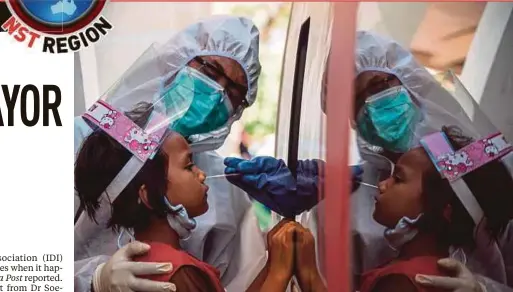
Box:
[134,241,225,292]
[360,256,449,292]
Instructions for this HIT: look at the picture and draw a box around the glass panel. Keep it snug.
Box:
[349,3,488,291]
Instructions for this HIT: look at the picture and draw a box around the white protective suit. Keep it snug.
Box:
[350,30,513,291]
[74,16,267,292]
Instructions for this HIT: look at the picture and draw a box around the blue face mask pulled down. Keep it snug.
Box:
[356,86,421,153]
[162,67,232,137]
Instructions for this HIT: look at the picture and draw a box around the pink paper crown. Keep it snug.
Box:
[82,100,168,162]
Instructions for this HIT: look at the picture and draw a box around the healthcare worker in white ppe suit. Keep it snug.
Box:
[224,31,513,292]
[74,16,267,292]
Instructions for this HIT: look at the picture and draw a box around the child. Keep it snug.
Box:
[289,126,513,292]
[358,126,513,292]
[75,102,297,292]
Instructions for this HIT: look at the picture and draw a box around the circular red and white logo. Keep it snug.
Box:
[7,0,108,35]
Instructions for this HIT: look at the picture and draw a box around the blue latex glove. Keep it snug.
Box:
[224,156,363,218]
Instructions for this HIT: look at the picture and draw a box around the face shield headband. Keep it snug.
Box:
[78,101,199,245]
[421,130,512,282]
[421,131,513,226]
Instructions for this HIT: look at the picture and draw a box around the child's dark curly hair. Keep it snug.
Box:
[417,126,513,249]
[75,102,171,231]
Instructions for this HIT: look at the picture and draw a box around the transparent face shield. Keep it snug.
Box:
[356,70,513,217]
[352,70,513,282]
[76,44,244,241]
[358,145,395,188]
[421,72,513,283]
[90,46,239,139]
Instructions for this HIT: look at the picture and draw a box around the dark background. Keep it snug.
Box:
[0,2,11,32]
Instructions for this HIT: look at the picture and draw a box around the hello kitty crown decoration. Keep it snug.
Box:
[82,100,167,162]
[420,131,513,225]
[421,132,513,182]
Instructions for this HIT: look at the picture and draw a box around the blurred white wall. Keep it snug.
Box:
[357,3,428,47]
[460,3,513,141]
[75,2,212,114]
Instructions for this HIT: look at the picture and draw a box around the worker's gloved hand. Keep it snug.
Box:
[415,258,486,292]
[350,165,364,192]
[224,156,363,218]
[93,241,176,292]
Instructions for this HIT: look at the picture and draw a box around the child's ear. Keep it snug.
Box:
[139,185,153,209]
[443,204,453,222]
